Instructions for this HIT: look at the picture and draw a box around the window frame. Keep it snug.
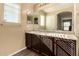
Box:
[4,3,21,24]
[62,20,72,31]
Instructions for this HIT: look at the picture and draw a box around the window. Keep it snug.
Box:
[4,3,20,23]
[63,20,72,31]
[63,21,70,30]
[40,15,45,26]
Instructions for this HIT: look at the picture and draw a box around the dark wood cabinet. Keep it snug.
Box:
[25,33,54,56]
[31,34,41,53]
[40,35,54,55]
[25,33,76,56]
[25,33,32,49]
[54,38,76,56]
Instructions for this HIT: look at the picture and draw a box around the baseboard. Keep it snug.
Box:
[9,47,27,56]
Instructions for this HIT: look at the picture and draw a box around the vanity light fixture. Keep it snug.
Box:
[23,9,34,15]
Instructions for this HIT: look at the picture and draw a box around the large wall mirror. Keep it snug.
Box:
[27,4,74,33]
[32,11,73,32]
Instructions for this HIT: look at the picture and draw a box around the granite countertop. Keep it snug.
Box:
[26,30,78,40]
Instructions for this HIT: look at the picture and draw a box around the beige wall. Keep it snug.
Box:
[0,25,25,56]
[76,4,79,37]
[75,4,79,55]
[0,4,25,56]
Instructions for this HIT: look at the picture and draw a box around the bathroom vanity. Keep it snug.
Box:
[25,4,78,56]
[25,31,77,56]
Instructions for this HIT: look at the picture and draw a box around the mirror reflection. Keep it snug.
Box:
[57,12,72,31]
[27,4,74,32]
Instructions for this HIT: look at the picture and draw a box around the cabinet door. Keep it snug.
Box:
[40,36,53,56]
[25,33,32,49]
[31,34,41,53]
[55,38,76,56]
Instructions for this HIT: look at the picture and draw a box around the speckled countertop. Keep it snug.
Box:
[26,30,78,40]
